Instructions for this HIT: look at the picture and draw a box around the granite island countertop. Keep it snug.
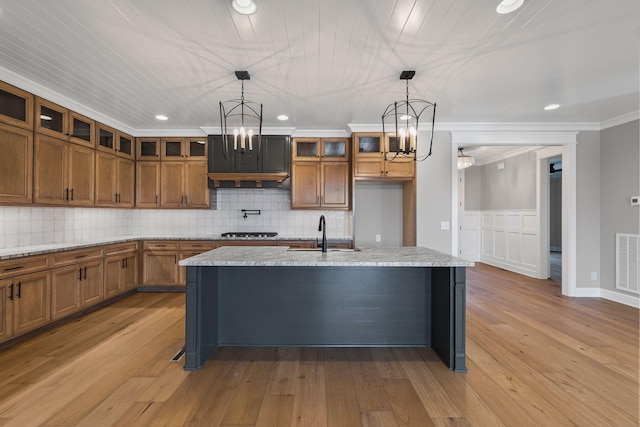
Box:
[179,245,475,267]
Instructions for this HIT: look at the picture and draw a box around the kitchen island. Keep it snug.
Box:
[180,246,473,372]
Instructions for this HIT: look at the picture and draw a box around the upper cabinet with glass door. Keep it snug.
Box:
[161,138,207,161]
[35,97,68,139]
[0,81,34,130]
[136,137,161,161]
[95,123,117,154]
[292,138,349,162]
[68,111,95,148]
[116,131,134,159]
[353,133,384,158]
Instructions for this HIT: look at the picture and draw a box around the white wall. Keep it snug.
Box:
[575,131,601,289]
[599,120,640,297]
[354,183,403,247]
[416,131,452,254]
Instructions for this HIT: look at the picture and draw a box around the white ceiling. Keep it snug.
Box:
[0,0,638,135]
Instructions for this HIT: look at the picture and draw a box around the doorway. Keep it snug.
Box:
[549,156,562,283]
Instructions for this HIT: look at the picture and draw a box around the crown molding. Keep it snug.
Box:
[473,146,541,166]
[599,111,639,130]
[0,65,137,135]
[440,122,600,132]
[450,130,578,146]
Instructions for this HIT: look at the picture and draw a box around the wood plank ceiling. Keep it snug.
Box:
[0,0,637,134]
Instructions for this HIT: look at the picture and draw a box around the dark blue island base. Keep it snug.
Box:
[184,265,467,372]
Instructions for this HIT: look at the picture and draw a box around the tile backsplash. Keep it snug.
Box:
[0,189,352,249]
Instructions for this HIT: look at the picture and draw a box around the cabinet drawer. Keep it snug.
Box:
[180,241,217,251]
[143,241,180,251]
[51,247,103,266]
[105,242,139,256]
[0,255,49,279]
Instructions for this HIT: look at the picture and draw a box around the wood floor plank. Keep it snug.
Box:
[219,347,277,426]
[370,347,407,380]
[361,410,399,427]
[268,347,300,395]
[254,394,295,427]
[75,377,155,427]
[382,378,435,427]
[324,347,363,427]
[347,348,392,412]
[292,363,327,427]
[111,401,163,427]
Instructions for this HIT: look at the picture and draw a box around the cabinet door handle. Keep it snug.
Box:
[174,255,177,264]
[121,259,125,269]
[65,188,69,201]
[184,195,188,205]
[124,258,128,268]
[78,268,83,281]
[70,188,74,201]
[83,267,87,280]
[16,282,21,299]
[4,266,24,272]
[155,195,159,204]
[8,283,13,301]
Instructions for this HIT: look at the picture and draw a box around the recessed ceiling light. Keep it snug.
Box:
[544,104,560,111]
[496,0,524,14]
[232,0,257,15]
[277,114,289,121]
[155,114,168,121]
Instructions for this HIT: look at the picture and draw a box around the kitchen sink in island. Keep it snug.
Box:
[180,245,473,372]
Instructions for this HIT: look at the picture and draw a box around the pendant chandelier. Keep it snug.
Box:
[219,70,263,159]
[457,148,475,170]
[381,71,437,161]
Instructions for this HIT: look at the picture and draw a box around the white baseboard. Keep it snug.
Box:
[600,289,640,308]
[568,287,601,298]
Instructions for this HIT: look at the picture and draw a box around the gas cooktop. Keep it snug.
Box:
[220,232,278,238]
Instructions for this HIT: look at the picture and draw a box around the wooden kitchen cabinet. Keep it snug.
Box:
[0,270,51,340]
[104,242,138,298]
[0,81,34,130]
[353,132,414,179]
[178,241,217,285]
[34,134,95,206]
[136,161,161,208]
[290,160,351,209]
[292,138,349,162]
[51,258,103,320]
[136,137,161,161]
[161,161,209,208]
[0,123,33,204]
[68,111,95,148]
[35,97,68,139]
[161,137,207,161]
[115,131,134,159]
[142,241,180,287]
[95,123,117,155]
[95,153,134,207]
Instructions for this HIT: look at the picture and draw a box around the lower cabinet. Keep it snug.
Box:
[142,241,180,287]
[0,270,51,340]
[104,243,138,298]
[51,258,103,321]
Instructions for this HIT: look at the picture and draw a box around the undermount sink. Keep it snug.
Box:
[287,247,359,252]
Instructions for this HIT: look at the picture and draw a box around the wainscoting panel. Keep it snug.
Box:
[476,210,539,277]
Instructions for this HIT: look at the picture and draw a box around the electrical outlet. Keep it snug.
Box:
[375,234,381,242]
[440,221,450,230]
[591,272,597,281]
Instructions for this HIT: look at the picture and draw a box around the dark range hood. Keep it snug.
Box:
[208,135,291,188]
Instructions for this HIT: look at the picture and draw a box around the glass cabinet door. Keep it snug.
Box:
[161,138,185,160]
[321,138,349,161]
[136,138,160,160]
[96,123,116,153]
[35,97,67,138]
[292,138,320,161]
[116,132,134,159]
[68,111,94,148]
[354,133,383,157]
[185,138,207,160]
[0,81,34,130]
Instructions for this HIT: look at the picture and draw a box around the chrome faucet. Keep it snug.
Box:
[318,215,327,253]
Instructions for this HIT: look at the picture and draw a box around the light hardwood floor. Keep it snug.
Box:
[0,263,637,426]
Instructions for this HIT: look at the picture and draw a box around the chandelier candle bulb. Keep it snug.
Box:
[240,127,246,150]
[248,129,254,151]
[233,128,238,150]
[400,128,406,151]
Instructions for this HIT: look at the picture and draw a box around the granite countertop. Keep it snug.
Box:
[179,245,475,267]
[0,235,353,260]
